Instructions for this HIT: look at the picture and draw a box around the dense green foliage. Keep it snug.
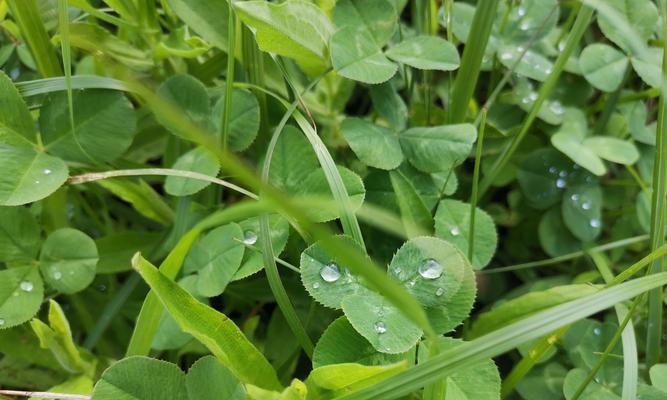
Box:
[0,0,666,399]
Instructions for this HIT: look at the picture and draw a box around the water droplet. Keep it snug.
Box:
[559,170,568,178]
[320,262,341,283]
[500,51,513,61]
[558,41,566,51]
[418,259,444,280]
[545,66,553,74]
[581,201,591,210]
[242,230,258,245]
[374,322,387,334]
[313,282,320,289]
[97,284,107,292]
[573,164,581,170]
[435,287,444,297]
[407,279,416,288]
[517,46,525,52]
[517,6,526,16]
[550,101,565,115]
[521,96,531,104]
[520,21,530,31]
[34,180,40,184]
[53,271,62,280]
[393,266,401,275]
[0,318,4,326]
[529,92,538,101]
[571,194,580,201]
[556,179,567,189]
[43,169,52,175]
[590,219,601,228]
[548,166,558,174]
[20,281,33,292]
[450,226,460,236]
[593,327,601,336]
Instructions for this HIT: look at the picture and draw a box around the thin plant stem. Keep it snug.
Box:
[469,108,487,262]
[0,390,89,400]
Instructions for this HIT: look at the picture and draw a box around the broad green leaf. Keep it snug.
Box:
[166,0,229,51]
[212,88,261,152]
[620,101,656,145]
[389,171,434,238]
[332,0,397,47]
[330,27,397,84]
[503,0,559,43]
[40,90,137,163]
[469,284,598,338]
[583,136,639,165]
[0,266,44,329]
[563,368,620,399]
[561,185,603,242]
[185,356,246,400]
[309,361,407,392]
[97,179,174,226]
[538,208,582,257]
[0,145,68,206]
[0,206,40,263]
[300,235,365,309]
[434,199,497,269]
[30,375,93,400]
[398,124,476,173]
[235,0,334,74]
[341,118,403,170]
[342,291,422,354]
[418,338,501,400]
[268,126,319,192]
[39,228,98,294]
[516,363,567,400]
[369,82,407,131]
[631,47,662,88]
[30,300,91,374]
[64,23,153,70]
[156,74,211,138]
[552,131,606,176]
[497,44,553,82]
[0,70,37,146]
[295,166,365,222]
[597,0,658,52]
[313,317,410,368]
[91,356,188,400]
[385,36,459,71]
[517,148,597,209]
[152,276,201,351]
[132,255,282,390]
[650,364,667,393]
[233,214,290,280]
[387,236,465,307]
[165,147,220,196]
[579,44,629,92]
[183,223,245,297]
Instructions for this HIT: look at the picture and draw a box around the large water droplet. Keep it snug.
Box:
[320,263,341,283]
[20,281,33,292]
[581,201,591,210]
[374,322,387,334]
[53,271,62,280]
[435,287,445,297]
[590,219,601,228]
[556,179,567,189]
[242,230,258,245]
[449,226,460,236]
[418,259,444,280]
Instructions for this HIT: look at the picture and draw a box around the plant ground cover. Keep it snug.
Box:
[0,0,667,399]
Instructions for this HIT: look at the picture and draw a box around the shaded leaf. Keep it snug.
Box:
[386,36,459,71]
[0,266,44,329]
[39,228,98,294]
[165,147,220,196]
[341,118,403,170]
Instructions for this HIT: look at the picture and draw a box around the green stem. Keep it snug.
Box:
[468,109,486,262]
[221,2,236,151]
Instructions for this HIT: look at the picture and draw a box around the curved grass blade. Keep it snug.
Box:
[16,75,132,96]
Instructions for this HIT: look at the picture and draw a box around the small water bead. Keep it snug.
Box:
[312,282,320,289]
[559,170,568,178]
[571,194,580,202]
[500,51,513,61]
[590,219,601,228]
[53,271,62,280]
[548,166,558,174]
[520,21,531,31]
[20,281,33,292]
[517,46,525,52]
[320,262,342,283]
[242,230,258,245]
[529,92,538,101]
[517,6,526,16]
[550,101,565,115]
[407,279,416,288]
[581,201,591,210]
[418,259,444,280]
[43,169,52,175]
[556,178,567,189]
[593,327,601,336]
[374,322,387,334]
[34,180,40,184]
[449,226,461,236]
[0,318,4,326]
[97,284,107,292]
[435,287,445,297]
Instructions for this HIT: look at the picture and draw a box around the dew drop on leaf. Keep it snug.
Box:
[556,178,567,189]
[593,327,601,336]
[571,194,580,201]
[313,282,320,289]
[374,322,387,334]
[549,166,558,174]
[0,318,4,326]
[517,6,526,16]
[418,259,444,280]
[242,230,258,245]
[449,226,461,236]
[20,281,33,292]
[320,262,342,282]
[53,271,62,280]
[435,287,444,297]
[582,201,591,210]
[43,168,52,175]
[590,219,601,228]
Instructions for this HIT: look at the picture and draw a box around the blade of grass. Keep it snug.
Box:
[646,0,667,369]
[335,272,667,400]
[7,0,62,77]
[468,108,486,261]
[448,0,500,123]
[16,75,131,96]
[57,0,76,165]
[479,5,594,197]
[221,1,236,150]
